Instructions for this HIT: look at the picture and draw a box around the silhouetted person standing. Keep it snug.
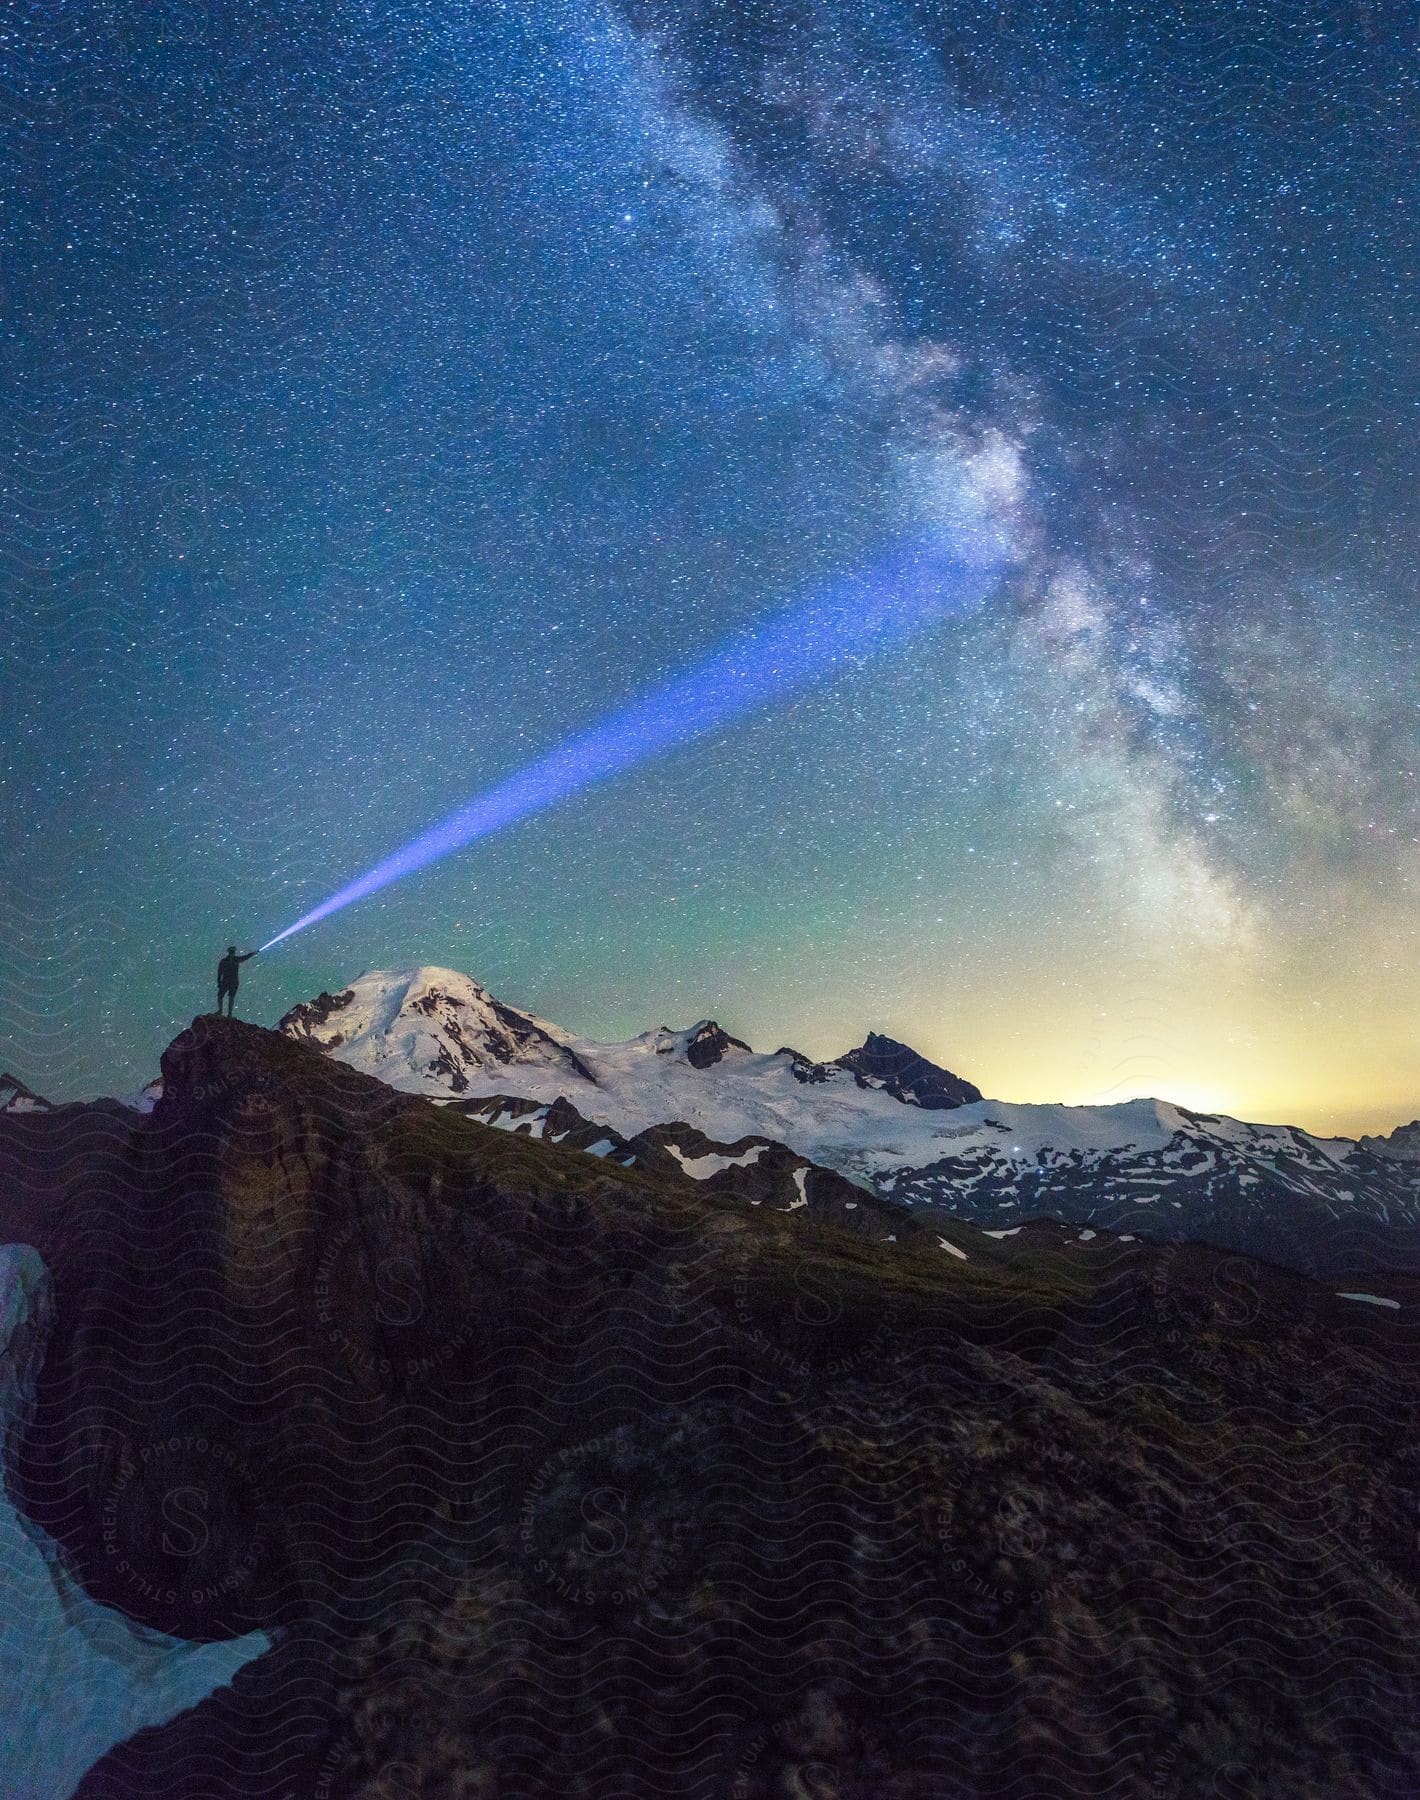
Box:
[216,946,257,1017]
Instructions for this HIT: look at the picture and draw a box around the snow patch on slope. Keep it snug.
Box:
[665,1141,768,1179]
[0,1246,271,1796]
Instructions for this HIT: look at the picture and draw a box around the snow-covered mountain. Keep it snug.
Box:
[277,968,597,1095]
[274,967,994,1180]
[272,967,1420,1274]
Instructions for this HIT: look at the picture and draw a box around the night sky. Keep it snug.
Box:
[3,0,1416,1133]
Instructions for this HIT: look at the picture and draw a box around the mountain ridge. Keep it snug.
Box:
[2,1014,1418,1796]
[251,965,1420,1279]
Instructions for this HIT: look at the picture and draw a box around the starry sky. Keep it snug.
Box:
[3,0,1417,1134]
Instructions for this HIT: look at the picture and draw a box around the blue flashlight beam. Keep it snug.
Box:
[261,538,1005,951]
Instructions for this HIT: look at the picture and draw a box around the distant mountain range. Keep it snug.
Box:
[260,967,1420,1280]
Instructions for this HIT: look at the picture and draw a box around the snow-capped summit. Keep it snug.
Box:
[275,967,596,1096]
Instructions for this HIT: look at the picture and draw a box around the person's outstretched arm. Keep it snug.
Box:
[239,950,258,962]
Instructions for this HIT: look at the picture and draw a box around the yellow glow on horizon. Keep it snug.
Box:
[822,926,1420,1143]
[1064,1078,1241,1119]
[946,997,1418,1140]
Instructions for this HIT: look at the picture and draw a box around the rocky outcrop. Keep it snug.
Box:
[682,1020,753,1070]
[2,1017,1419,1797]
[0,1071,53,1113]
[833,1031,984,1108]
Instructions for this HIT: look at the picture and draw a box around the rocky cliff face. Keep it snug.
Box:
[2,1016,1419,1797]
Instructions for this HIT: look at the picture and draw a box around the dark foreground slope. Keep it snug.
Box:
[1,1017,1418,1799]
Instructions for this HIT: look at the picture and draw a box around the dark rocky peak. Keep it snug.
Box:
[833,1031,982,1110]
[683,1020,752,1070]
